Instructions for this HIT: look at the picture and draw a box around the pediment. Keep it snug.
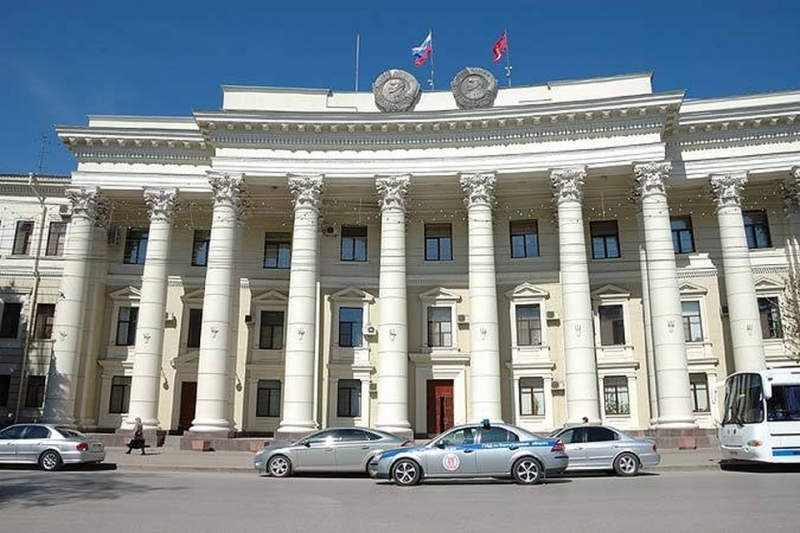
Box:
[109,286,141,301]
[330,286,375,302]
[591,284,631,300]
[505,282,550,300]
[181,288,205,303]
[754,277,784,293]
[419,287,462,303]
[252,289,289,304]
[678,281,708,296]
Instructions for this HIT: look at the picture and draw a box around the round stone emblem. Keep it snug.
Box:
[373,69,421,113]
[450,67,498,109]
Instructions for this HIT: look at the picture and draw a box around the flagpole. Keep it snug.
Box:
[428,30,435,90]
[504,29,512,88]
[355,32,361,92]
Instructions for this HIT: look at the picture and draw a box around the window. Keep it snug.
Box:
[591,220,620,259]
[123,229,149,265]
[425,223,452,261]
[109,376,131,414]
[671,216,695,254]
[0,302,23,339]
[586,426,619,442]
[116,306,139,346]
[191,230,211,267]
[681,301,703,342]
[187,308,203,349]
[0,375,10,407]
[516,304,542,346]
[24,426,50,439]
[598,305,625,346]
[603,376,630,415]
[256,380,281,417]
[259,311,285,350]
[45,221,68,256]
[743,210,771,249]
[510,220,539,258]
[427,306,452,347]
[340,226,368,262]
[337,379,361,417]
[338,307,363,348]
[25,376,46,408]
[438,427,477,446]
[758,297,782,339]
[519,377,544,416]
[480,427,519,444]
[34,303,56,340]
[264,232,291,269]
[12,220,34,255]
[689,373,710,413]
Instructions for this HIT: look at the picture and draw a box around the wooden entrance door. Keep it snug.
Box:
[426,380,454,436]
[178,381,197,434]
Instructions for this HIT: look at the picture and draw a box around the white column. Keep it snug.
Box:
[190,173,246,434]
[278,175,323,434]
[710,173,766,371]
[460,173,503,422]
[123,188,178,430]
[634,162,695,428]
[42,188,100,425]
[375,175,412,434]
[782,167,800,266]
[550,167,600,424]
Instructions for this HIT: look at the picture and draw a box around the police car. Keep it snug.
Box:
[369,420,568,486]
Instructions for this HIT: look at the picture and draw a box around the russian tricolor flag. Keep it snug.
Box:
[412,31,433,67]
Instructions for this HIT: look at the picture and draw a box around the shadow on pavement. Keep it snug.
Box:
[720,461,800,474]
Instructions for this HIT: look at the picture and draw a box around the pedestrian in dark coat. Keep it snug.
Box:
[126,417,146,455]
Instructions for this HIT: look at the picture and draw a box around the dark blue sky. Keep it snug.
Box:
[1,0,798,175]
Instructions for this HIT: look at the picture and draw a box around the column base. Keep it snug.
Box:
[654,415,697,430]
[189,418,232,434]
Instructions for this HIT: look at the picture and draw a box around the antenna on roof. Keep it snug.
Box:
[37,133,49,174]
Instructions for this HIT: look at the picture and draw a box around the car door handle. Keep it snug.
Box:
[361,445,370,450]
[326,448,334,452]
[509,446,519,451]
[462,449,474,454]
[574,446,583,451]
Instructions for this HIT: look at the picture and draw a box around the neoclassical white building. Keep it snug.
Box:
[1,70,799,442]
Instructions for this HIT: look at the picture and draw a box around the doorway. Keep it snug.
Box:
[426,379,454,436]
[178,381,197,434]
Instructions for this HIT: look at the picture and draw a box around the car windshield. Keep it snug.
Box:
[55,427,86,439]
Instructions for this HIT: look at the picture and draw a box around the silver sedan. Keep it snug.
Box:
[550,424,660,476]
[0,423,106,471]
[254,427,410,477]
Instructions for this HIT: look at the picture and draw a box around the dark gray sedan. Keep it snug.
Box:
[550,424,660,476]
[253,427,410,477]
[0,423,106,471]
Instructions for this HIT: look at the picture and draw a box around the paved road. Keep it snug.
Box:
[1,468,799,532]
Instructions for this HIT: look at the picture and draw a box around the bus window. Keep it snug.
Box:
[723,373,764,425]
[767,385,800,421]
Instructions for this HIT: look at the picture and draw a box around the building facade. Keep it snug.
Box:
[1,71,799,438]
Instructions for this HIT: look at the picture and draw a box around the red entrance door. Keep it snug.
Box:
[178,381,197,434]
[426,380,454,436]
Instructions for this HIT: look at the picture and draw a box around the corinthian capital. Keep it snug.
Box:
[65,187,100,221]
[782,166,800,213]
[460,172,496,209]
[376,175,410,211]
[633,161,671,198]
[709,173,747,209]
[550,167,586,204]
[288,174,323,212]
[208,171,246,208]
[144,188,179,221]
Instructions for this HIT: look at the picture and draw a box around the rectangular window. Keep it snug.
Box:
[681,301,703,342]
[510,220,539,258]
[256,380,281,417]
[25,375,46,408]
[187,308,203,349]
[116,306,139,346]
[671,216,695,254]
[599,305,625,346]
[123,229,149,265]
[191,230,211,267]
[0,302,23,339]
[337,379,361,418]
[259,311,285,350]
[758,296,782,339]
[516,304,542,346]
[591,220,620,259]
[338,307,363,348]
[603,376,630,415]
[340,226,368,262]
[425,223,453,261]
[0,374,10,407]
[12,220,34,255]
[264,232,291,269]
[519,377,544,416]
[427,306,452,347]
[108,376,131,414]
[689,373,710,413]
[743,210,771,249]
[45,221,68,256]
[34,303,56,340]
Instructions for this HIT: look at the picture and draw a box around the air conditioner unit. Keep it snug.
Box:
[457,314,470,325]
[363,324,378,336]
[551,380,564,391]
[244,314,254,325]
[107,225,121,246]
[322,225,338,236]
[546,310,560,320]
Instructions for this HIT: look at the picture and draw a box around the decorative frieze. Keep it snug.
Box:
[376,175,410,211]
[709,173,748,209]
[550,167,587,204]
[144,188,179,221]
[288,175,323,211]
[460,173,496,208]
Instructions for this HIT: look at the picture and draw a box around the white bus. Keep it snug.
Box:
[720,368,800,463]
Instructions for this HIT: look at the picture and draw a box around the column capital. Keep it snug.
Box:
[144,188,179,221]
[65,187,101,221]
[782,166,800,213]
[460,172,496,209]
[550,166,586,204]
[633,161,671,199]
[207,171,246,206]
[376,175,410,211]
[709,172,748,209]
[288,174,323,212]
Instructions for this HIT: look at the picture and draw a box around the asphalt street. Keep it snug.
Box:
[1,468,799,533]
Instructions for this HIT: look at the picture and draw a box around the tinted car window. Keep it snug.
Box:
[332,429,369,442]
[305,430,337,445]
[558,427,585,444]
[440,427,477,446]
[23,426,51,439]
[364,430,384,441]
[586,427,618,443]
[56,427,86,439]
[480,427,519,444]
[0,426,25,440]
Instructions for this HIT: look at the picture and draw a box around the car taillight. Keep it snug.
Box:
[76,442,89,452]
[652,442,658,453]
[551,439,565,452]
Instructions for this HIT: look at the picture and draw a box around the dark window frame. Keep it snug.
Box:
[689,373,710,413]
[591,220,621,259]
[340,226,368,262]
[115,306,139,346]
[598,304,626,346]
[603,376,630,415]
[264,232,292,269]
[758,296,782,339]
[516,304,542,346]
[681,300,703,342]
[256,380,282,418]
[191,230,211,267]
[34,303,56,340]
[109,376,131,414]
[424,223,453,262]
[743,210,772,250]
[337,307,363,348]
[670,216,695,254]
[518,377,544,416]
[45,221,68,256]
[0,374,10,407]
[186,308,203,349]
[0,302,23,339]
[12,220,34,255]
[337,379,361,418]
[259,310,285,350]
[509,219,539,258]
[25,376,46,408]
[123,228,149,265]
[426,306,452,347]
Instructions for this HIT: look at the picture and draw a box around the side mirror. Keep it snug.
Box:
[435,440,446,449]
[300,440,310,448]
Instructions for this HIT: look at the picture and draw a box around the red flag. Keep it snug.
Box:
[493,31,508,63]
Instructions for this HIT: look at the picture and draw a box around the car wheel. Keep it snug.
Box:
[267,455,292,478]
[38,450,63,472]
[613,452,640,476]
[391,459,422,486]
[512,456,543,485]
